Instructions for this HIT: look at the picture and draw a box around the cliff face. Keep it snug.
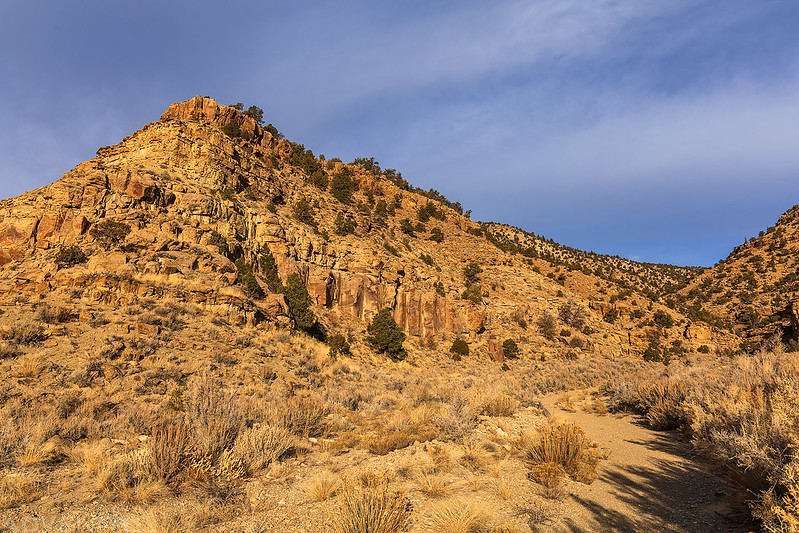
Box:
[0,96,736,358]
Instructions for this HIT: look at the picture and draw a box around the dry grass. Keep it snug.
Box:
[602,348,799,530]
[228,423,294,474]
[305,470,341,501]
[0,474,39,508]
[495,477,512,500]
[333,471,411,533]
[273,396,328,437]
[11,356,44,378]
[72,439,112,475]
[481,394,519,417]
[424,498,492,533]
[415,471,454,498]
[519,421,601,485]
[126,506,193,533]
[459,439,489,472]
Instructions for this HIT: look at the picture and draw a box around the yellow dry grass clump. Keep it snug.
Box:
[333,471,411,533]
[519,420,602,486]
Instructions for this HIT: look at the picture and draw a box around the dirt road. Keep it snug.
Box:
[538,393,750,533]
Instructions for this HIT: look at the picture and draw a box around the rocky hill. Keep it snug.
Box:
[676,204,799,350]
[483,223,703,299]
[0,96,736,362]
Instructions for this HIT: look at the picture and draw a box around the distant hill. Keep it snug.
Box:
[677,204,799,350]
[483,222,703,300]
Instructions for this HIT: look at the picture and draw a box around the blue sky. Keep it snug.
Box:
[2,1,799,266]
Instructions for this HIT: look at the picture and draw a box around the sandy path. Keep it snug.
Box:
[538,393,749,533]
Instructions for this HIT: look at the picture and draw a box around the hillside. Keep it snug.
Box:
[0,96,729,362]
[484,222,703,300]
[676,204,799,350]
[0,96,761,530]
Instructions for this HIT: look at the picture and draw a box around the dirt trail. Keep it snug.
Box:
[538,393,749,533]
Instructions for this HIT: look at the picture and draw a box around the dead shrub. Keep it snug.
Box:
[143,421,190,483]
[0,342,20,359]
[273,396,328,437]
[333,471,411,533]
[367,430,417,456]
[8,323,47,345]
[481,394,519,417]
[228,423,294,474]
[519,421,601,484]
[36,304,75,324]
[184,373,242,463]
[529,461,565,489]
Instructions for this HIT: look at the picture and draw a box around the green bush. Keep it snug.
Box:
[461,284,482,305]
[222,119,245,139]
[399,218,416,237]
[603,308,619,324]
[352,156,382,174]
[293,198,316,226]
[258,246,283,293]
[433,281,446,297]
[383,242,399,256]
[450,339,469,357]
[652,309,674,328]
[54,245,87,268]
[308,169,329,190]
[697,344,711,354]
[463,263,482,285]
[207,230,230,257]
[265,123,283,139]
[335,213,357,236]
[420,253,434,266]
[284,273,316,332]
[502,339,520,359]
[429,227,444,243]
[90,220,131,249]
[243,105,264,124]
[328,334,351,359]
[366,309,406,361]
[331,168,355,204]
[373,200,389,226]
[235,260,264,299]
[537,312,557,340]
[643,343,663,362]
[291,142,322,176]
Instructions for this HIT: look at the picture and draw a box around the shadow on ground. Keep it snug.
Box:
[559,425,749,532]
